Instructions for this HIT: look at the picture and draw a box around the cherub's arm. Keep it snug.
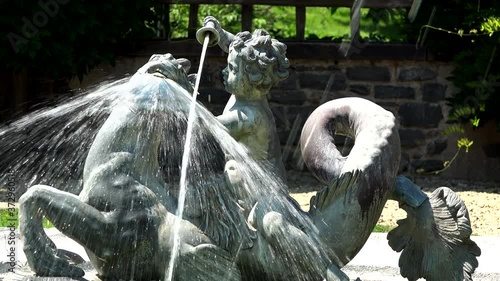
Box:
[216,110,253,136]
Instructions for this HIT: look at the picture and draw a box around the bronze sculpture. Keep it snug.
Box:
[18,18,480,281]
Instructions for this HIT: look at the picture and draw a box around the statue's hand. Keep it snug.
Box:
[203,16,222,32]
[200,16,233,52]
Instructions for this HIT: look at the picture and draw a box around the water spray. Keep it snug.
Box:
[165,21,220,281]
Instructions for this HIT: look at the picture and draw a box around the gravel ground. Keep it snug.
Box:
[287,171,500,236]
[2,170,498,236]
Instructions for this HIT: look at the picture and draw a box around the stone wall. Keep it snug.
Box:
[272,59,455,175]
[69,51,500,181]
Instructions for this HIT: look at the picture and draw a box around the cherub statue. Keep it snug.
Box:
[200,17,289,181]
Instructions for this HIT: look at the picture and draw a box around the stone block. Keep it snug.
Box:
[292,62,340,72]
[307,90,338,104]
[269,90,307,105]
[398,152,410,173]
[199,69,217,87]
[281,128,305,147]
[276,70,299,90]
[278,129,294,146]
[377,102,399,109]
[270,105,288,130]
[349,84,371,96]
[411,159,445,174]
[397,67,437,81]
[483,143,500,157]
[287,105,317,116]
[374,85,415,99]
[287,105,316,128]
[376,102,398,116]
[198,88,230,104]
[399,128,426,148]
[346,66,391,81]
[399,103,443,128]
[422,83,447,102]
[427,138,448,155]
[298,72,346,91]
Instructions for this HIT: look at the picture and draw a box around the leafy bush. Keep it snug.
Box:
[409,0,500,130]
[169,5,408,42]
[1,0,163,80]
[1,2,411,81]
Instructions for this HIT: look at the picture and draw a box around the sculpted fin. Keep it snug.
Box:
[309,170,361,214]
[388,187,480,281]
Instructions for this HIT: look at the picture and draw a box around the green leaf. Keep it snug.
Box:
[444,124,465,135]
[457,137,474,153]
[470,116,480,127]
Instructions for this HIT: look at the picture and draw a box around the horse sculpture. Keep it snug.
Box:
[19,54,242,280]
[19,52,480,281]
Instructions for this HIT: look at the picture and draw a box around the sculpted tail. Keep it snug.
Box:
[388,178,480,281]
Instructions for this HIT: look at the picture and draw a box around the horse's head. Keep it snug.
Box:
[136,53,195,93]
[124,53,198,115]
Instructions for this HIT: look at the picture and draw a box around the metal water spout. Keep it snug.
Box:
[196,20,220,47]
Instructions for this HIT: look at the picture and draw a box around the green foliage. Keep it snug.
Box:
[373,224,393,233]
[170,5,408,42]
[0,208,54,228]
[1,2,411,82]
[0,208,17,228]
[169,4,242,39]
[254,6,296,39]
[443,124,465,135]
[482,16,500,35]
[409,0,500,129]
[169,4,190,39]
[406,1,500,172]
[1,0,163,80]
[441,114,479,173]
[201,4,242,35]
[457,137,474,153]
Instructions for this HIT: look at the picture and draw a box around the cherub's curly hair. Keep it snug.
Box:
[230,29,290,92]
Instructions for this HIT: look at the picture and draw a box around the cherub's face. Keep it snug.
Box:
[222,50,244,95]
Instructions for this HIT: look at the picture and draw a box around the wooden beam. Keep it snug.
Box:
[157,0,413,8]
[242,5,253,31]
[295,6,305,40]
[125,40,430,61]
[163,4,170,39]
[188,4,199,39]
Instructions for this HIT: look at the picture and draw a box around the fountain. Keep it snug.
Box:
[4,17,480,281]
